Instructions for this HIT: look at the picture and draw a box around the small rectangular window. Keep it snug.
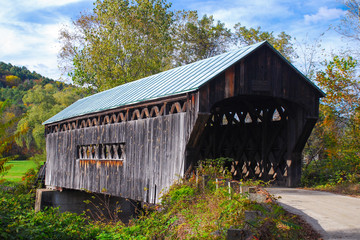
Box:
[77,143,125,161]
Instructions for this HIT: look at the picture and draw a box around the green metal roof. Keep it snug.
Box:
[43,41,323,125]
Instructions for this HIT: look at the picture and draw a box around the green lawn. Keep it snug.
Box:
[2,160,38,182]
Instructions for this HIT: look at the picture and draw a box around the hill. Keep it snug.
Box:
[0,62,54,88]
[0,61,78,159]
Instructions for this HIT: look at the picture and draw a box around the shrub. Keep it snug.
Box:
[302,152,360,187]
[198,157,233,179]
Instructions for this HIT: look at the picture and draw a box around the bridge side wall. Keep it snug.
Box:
[45,95,199,203]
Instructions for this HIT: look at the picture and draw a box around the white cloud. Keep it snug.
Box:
[304,7,345,24]
[184,0,351,79]
[1,0,86,13]
[0,19,72,79]
[0,0,88,80]
[186,0,294,29]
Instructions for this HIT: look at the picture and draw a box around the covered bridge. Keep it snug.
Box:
[43,41,324,203]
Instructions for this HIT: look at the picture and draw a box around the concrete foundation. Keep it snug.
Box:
[35,188,139,223]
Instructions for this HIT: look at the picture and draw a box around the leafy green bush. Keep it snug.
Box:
[198,157,233,179]
[161,184,196,206]
[302,152,360,187]
[0,181,107,240]
[4,208,105,240]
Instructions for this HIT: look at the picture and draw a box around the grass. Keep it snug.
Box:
[2,160,38,182]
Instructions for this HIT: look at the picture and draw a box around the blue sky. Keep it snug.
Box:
[0,0,350,81]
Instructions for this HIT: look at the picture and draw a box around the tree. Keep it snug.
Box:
[171,11,233,66]
[317,56,360,116]
[294,34,325,80]
[317,55,360,160]
[5,75,21,88]
[0,101,22,177]
[233,23,295,60]
[0,62,53,84]
[303,55,360,184]
[59,0,174,92]
[337,0,360,41]
[15,84,80,152]
[59,2,237,91]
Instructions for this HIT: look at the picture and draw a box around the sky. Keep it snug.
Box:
[0,0,351,81]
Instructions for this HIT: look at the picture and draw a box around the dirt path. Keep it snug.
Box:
[266,187,360,240]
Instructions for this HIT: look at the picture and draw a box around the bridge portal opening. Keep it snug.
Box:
[192,96,299,185]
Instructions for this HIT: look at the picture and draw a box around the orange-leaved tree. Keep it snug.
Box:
[303,55,360,186]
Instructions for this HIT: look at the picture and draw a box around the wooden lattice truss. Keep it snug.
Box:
[197,97,291,183]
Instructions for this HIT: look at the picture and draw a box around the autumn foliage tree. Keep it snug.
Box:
[233,23,295,60]
[317,56,360,163]
[302,55,360,185]
[5,75,21,88]
[171,11,232,66]
[60,0,174,92]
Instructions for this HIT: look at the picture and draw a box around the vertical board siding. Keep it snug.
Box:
[46,111,196,203]
[199,45,321,118]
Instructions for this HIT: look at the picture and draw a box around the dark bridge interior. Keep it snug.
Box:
[196,96,292,184]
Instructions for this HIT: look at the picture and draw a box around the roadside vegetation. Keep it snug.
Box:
[0,159,320,240]
[301,55,360,196]
[299,0,360,194]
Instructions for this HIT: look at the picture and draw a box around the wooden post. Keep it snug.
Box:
[286,152,302,187]
[196,169,199,188]
[228,181,231,200]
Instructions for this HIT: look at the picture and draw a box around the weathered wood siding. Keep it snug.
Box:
[46,107,198,203]
[199,45,321,118]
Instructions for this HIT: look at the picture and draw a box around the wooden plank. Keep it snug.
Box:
[199,84,210,112]
[150,117,157,203]
[239,60,245,94]
[142,119,150,201]
[225,66,235,98]
[137,119,145,201]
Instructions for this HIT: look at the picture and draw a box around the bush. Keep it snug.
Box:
[0,181,107,240]
[198,157,233,179]
[302,152,360,187]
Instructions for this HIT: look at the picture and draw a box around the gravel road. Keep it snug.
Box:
[266,187,360,240]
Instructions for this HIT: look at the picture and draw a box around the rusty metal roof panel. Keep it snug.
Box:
[43,41,268,124]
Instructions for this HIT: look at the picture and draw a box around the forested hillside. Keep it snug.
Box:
[0,62,80,160]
